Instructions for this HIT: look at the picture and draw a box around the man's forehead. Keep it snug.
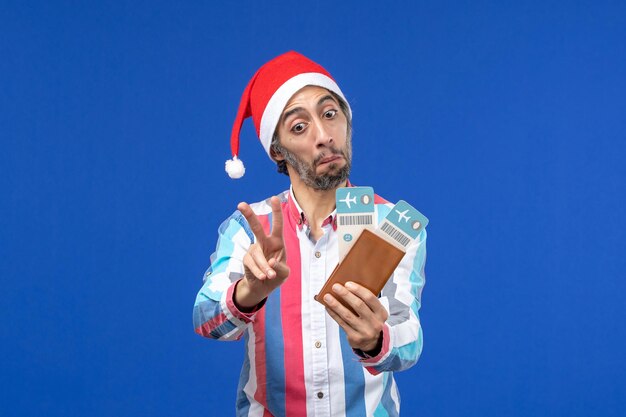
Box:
[283,85,336,112]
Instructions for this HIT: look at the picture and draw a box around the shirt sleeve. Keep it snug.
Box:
[192,210,261,341]
[357,228,427,375]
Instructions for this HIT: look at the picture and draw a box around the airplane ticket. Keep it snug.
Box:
[375,200,429,251]
[336,186,375,261]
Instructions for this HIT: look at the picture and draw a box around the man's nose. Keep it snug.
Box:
[312,118,333,147]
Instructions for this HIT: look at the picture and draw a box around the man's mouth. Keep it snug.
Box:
[317,155,343,166]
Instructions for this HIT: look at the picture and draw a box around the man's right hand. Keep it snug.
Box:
[234,196,290,310]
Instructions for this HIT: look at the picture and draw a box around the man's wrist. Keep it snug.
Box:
[364,332,384,356]
[354,331,384,358]
[233,279,267,312]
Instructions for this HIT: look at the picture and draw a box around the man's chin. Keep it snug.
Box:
[307,165,351,191]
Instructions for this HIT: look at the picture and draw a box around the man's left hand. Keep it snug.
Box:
[323,282,388,353]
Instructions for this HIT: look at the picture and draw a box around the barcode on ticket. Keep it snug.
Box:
[339,214,374,226]
[380,222,411,247]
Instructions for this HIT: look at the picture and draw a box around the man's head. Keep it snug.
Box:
[270,86,352,190]
[225,51,351,180]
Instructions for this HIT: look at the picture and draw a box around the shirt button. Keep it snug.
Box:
[317,392,324,399]
[297,218,302,225]
[315,341,322,348]
[315,251,321,258]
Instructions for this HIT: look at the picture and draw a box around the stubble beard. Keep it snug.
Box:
[275,141,352,191]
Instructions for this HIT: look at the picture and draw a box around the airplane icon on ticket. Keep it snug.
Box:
[395,209,410,223]
[339,192,357,209]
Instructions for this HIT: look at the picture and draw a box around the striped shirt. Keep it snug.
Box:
[193,187,427,417]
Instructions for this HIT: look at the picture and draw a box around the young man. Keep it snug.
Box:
[193,51,427,417]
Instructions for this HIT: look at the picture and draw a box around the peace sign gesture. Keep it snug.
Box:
[234,196,290,310]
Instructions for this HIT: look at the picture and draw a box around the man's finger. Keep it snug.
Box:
[243,252,267,280]
[324,300,353,333]
[323,292,359,330]
[269,258,290,280]
[269,196,284,239]
[238,202,267,244]
[345,282,388,319]
[273,247,287,264]
[331,284,372,319]
[249,245,275,279]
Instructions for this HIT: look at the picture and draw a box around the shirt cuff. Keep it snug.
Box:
[354,323,391,365]
[223,280,266,323]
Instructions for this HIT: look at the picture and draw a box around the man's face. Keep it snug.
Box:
[272,86,352,190]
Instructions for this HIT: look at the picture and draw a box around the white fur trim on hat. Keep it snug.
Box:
[258,72,351,156]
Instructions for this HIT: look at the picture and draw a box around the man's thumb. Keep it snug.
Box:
[273,261,290,280]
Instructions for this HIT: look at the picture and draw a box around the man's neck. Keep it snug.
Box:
[289,175,347,234]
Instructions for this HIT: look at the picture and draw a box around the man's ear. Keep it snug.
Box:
[270,146,285,161]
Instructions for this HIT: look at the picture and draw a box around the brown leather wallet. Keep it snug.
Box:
[314,229,405,313]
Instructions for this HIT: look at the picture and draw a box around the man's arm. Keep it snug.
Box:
[192,210,257,340]
[234,197,289,309]
[193,196,289,340]
[358,229,426,374]
[324,228,427,374]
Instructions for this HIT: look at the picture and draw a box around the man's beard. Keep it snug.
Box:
[275,141,352,191]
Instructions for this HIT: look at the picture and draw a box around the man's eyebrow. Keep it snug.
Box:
[317,95,337,107]
[281,106,304,124]
[281,95,339,125]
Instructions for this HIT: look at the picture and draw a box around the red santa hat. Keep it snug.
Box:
[225,51,351,178]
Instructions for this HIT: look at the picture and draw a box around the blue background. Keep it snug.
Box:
[2,1,625,416]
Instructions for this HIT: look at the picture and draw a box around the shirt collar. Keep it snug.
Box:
[287,180,353,231]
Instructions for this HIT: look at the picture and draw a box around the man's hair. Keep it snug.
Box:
[270,90,352,176]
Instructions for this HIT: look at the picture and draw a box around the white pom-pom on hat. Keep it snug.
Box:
[225,156,245,179]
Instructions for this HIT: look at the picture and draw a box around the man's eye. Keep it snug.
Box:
[292,122,307,133]
[324,109,337,119]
